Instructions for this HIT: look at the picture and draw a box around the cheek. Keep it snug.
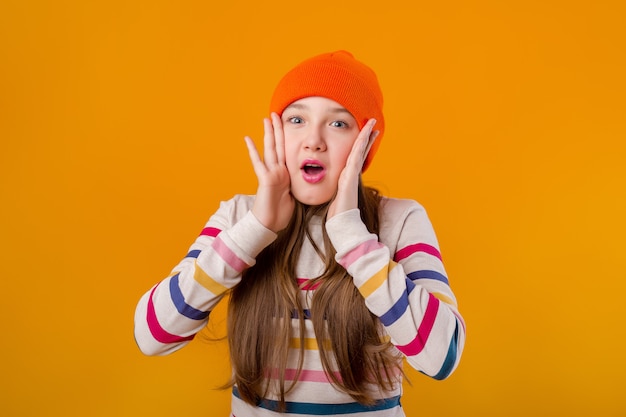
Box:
[334,142,357,167]
[283,141,300,171]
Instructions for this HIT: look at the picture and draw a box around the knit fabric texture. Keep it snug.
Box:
[134,195,466,416]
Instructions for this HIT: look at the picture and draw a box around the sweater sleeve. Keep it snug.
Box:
[134,195,277,356]
[325,204,465,380]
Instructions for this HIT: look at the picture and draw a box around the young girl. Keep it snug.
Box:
[134,50,465,416]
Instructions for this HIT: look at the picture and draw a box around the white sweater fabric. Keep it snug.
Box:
[134,194,465,416]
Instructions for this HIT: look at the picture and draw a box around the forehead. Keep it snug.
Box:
[285,96,353,116]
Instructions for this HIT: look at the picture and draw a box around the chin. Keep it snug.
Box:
[292,192,333,207]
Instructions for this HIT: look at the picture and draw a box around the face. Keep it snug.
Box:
[281,96,360,206]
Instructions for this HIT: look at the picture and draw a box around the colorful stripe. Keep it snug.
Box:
[290,337,328,350]
[169,274,209,320]
[339,239,383,270]
[278,368,338,383]
[233,386,400,415]
[358,261,395,298]
[297,278,321,290]
[432,321,459,380]
[291,309,312,319]
[146,284,195,344]
[453,310,467,332]
[271,368,401,384]
[394,243,442,262]
[395,293,439,356]
[378,278,417,326]
[136,196,465,398]
[185,249,201,259]
[200,227,221,237]
[211,236,248,273]
[431,291,456,307]
[193,261,228,295]
[407,269,449,286]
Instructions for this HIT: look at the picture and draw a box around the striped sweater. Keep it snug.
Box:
[134,194,465,416]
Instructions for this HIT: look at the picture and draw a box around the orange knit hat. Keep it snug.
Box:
[269,50,384,171]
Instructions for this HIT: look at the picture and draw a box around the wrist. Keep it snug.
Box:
[326,209,374,253]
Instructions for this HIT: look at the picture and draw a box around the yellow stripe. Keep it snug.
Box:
[359,261,395,298]
[193,261,228,295]
[289,336,390,351]
[290,338,318,350]
[289,338,332,350]
[432,292,457,307]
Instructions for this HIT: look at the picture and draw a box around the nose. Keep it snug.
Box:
[303,125,327,151]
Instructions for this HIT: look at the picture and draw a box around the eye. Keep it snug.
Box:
[330,120,348,128]
[287,116,304,124]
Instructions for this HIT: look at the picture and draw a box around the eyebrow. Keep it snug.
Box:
[285,103,353,115]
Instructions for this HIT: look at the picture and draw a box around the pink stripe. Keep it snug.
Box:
[396,293,439,356]
[452,310,466,333]
[146,284,195,344]
[284,368,338,383]
[272,367,401,383]
[297,278,321,290]
[394,243,442,262]
[200,227,221,237]
[339,239,383,270]
[211,236,248,273]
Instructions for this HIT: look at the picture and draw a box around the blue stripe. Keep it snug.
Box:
[169,274,209,320]
[291,309,312,319]
[432,321,459,380]
[378,278,417,326]
[233,387,400,415]
[186,249,201,259]
[407,269,449,286]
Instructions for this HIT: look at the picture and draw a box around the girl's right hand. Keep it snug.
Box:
[245,113,295,233]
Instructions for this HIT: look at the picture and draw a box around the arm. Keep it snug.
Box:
[326,204,465,379]
[133,197,277,356]
[134,114,292,356]
[326,121,464,379]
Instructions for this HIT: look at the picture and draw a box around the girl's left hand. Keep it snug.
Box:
[328,119,379,219]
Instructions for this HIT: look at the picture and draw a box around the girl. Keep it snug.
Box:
[134,50,465,416]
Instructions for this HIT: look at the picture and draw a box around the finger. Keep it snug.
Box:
[362,118,377,150]
[263,117,278,166]
[364,130,380,159]
[346,119,377,170]
[356,118,377,153]
[244,136,267,176]
[271,112,286,165]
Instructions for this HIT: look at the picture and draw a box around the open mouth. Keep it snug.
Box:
[301,160,326,183]
[303,163,324,175]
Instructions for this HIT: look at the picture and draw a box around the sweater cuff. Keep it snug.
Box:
[326,209,376,257]
[225,211,277,259]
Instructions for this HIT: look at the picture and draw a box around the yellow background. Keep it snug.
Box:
[1,0,625,416]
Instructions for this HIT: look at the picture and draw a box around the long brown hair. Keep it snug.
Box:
[227,182,402,409]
